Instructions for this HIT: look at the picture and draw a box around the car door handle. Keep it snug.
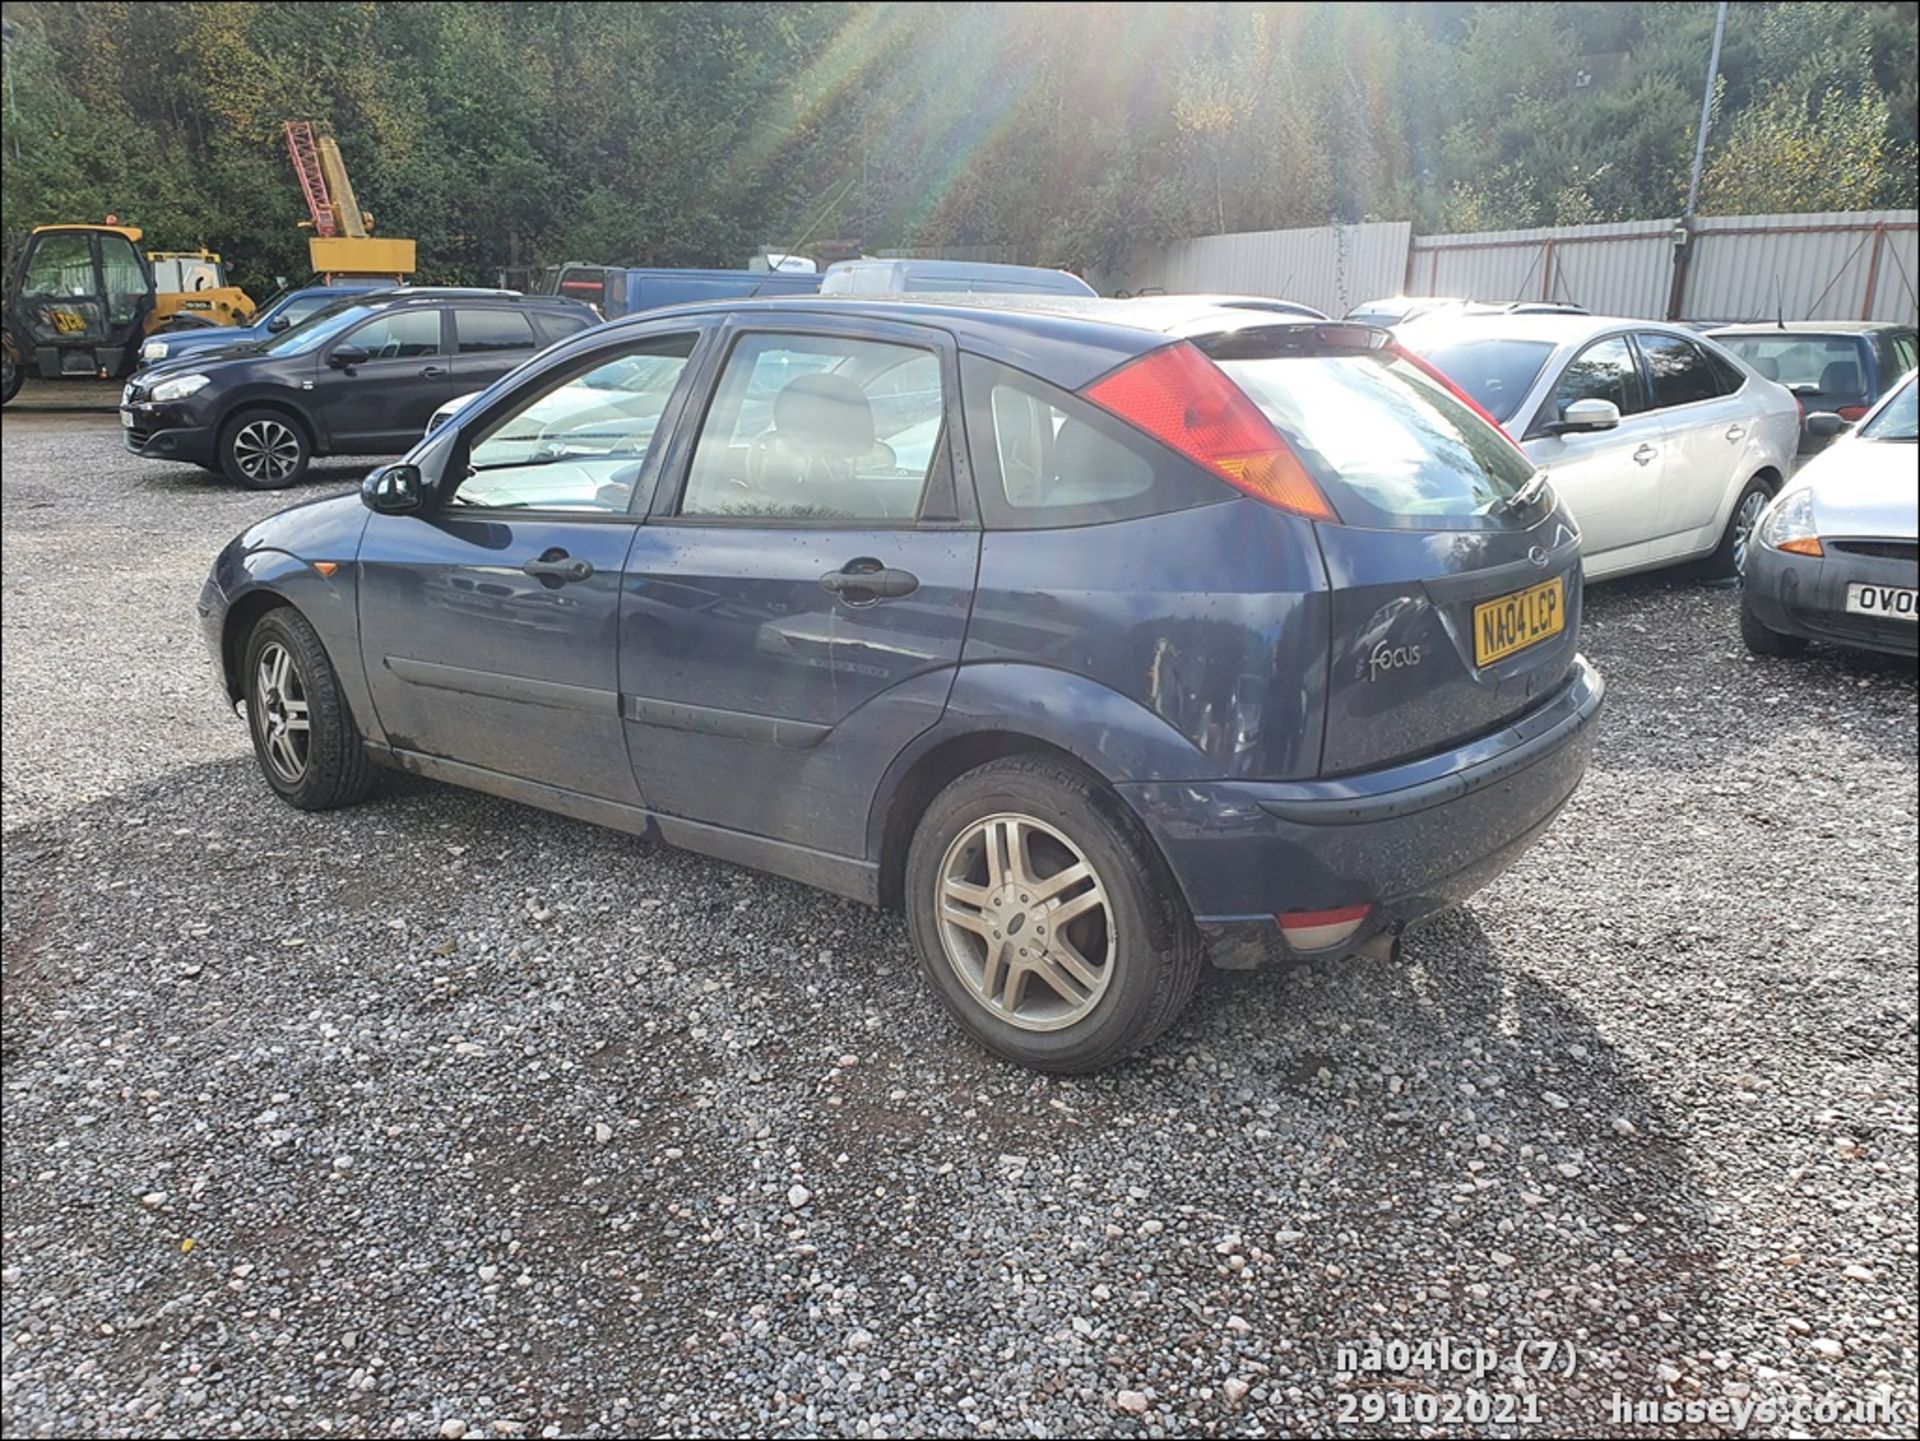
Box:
[420,364,448,379]
[522,552,594,583]
[1633,444,1658,466]
[820,560,919,601]
[1725,424,1746,442]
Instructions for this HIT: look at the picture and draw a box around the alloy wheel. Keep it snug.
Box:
[1731,488,1768,573]
[253,640,311,783]
[934,812,1115,1032]
[232,419,301,484]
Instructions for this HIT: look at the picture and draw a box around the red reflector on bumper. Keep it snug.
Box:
[1276,904,1373,951]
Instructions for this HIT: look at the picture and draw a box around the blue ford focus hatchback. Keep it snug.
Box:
[200,295,1603,1071]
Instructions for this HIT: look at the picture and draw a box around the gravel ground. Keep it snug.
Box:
[4,415,1916,1439]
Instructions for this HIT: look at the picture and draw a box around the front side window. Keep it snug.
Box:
[455,334,698,513]
[679,333,943,523]
[455,308,538,354]
[343,309,441,359]
[1636,333,1720,410]
[21,233,96,296]
[1550,336,1643,420]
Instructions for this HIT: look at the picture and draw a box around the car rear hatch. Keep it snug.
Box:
[1202,326,1581,775]
[1082,321,1582,779]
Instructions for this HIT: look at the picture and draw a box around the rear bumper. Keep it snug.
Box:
[1743,543,1918,657]
[1120,655,1603,967]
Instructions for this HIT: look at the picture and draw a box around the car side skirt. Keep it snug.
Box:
[365,742,880,904]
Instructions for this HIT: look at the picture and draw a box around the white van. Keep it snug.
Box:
[818,258,1095,298]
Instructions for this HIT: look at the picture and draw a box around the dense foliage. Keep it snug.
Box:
[2,1,1914,293]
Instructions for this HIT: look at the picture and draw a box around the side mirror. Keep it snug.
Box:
[1546,397,1622,435]
[266,314,292,332]
[329,344,369,370]
[1804,411,1848,439]
[362,462,424,515]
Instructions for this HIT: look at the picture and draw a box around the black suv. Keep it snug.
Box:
[122,290,599,488]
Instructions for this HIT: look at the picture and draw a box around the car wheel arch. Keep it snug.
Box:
[871,730,1151,913]
[221,590,297,703]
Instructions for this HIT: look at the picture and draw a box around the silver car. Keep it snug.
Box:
[1741,372,1918,658]
[1397,313,1802,580]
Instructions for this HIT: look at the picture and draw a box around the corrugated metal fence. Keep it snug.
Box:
[1094,210,1918,324]
[1098,223,1411,320]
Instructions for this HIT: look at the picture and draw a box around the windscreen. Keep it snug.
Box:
[1389,337,1554,423]
[1859,378,1917,441]
[1214,346,1540,527]
[259,303,381,354]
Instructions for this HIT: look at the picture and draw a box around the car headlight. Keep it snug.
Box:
[1759,487,1822,557]
[149,373,212,403]
[141,338,170,362]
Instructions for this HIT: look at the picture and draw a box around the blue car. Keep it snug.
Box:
[198,295,1603,1071]
[137,280,391,367]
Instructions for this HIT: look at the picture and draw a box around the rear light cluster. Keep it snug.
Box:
[1081,342,1335,520]
[1837,404,1869,421]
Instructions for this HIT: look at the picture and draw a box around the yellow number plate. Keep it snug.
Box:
[1473,576,1566,667]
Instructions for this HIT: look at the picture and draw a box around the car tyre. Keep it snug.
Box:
[220,407,310,490]
[1706,475,1775,579]
[242,607,377,810]
[1740,594,1809,658]
[904,754,1203,1073]
[1,336,21,405]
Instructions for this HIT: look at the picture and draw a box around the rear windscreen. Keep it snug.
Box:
[1387,338,1553,423]
[1216,349,1540,528]
[1716,335,1867,402]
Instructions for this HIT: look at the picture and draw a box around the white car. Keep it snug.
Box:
[1740,372,1918,659]
[1396,313,1802,580]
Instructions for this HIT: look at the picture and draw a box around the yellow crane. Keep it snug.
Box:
[282,121,416,281]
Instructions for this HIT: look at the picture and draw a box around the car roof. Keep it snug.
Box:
[1397,311,1692,347]
[576,293,1368,389]
[1708,320,1907,336]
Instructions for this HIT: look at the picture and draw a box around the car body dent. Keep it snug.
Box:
[960,498,1331,780]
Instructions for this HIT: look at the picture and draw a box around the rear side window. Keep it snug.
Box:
[456,308,538,354]
[532,312,588,347]
[1891,332,1917,378]
[1636,333,1721,409]
[1215,346,1537,529]
[1701,344,1747,395]
[961,355,1226,529]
